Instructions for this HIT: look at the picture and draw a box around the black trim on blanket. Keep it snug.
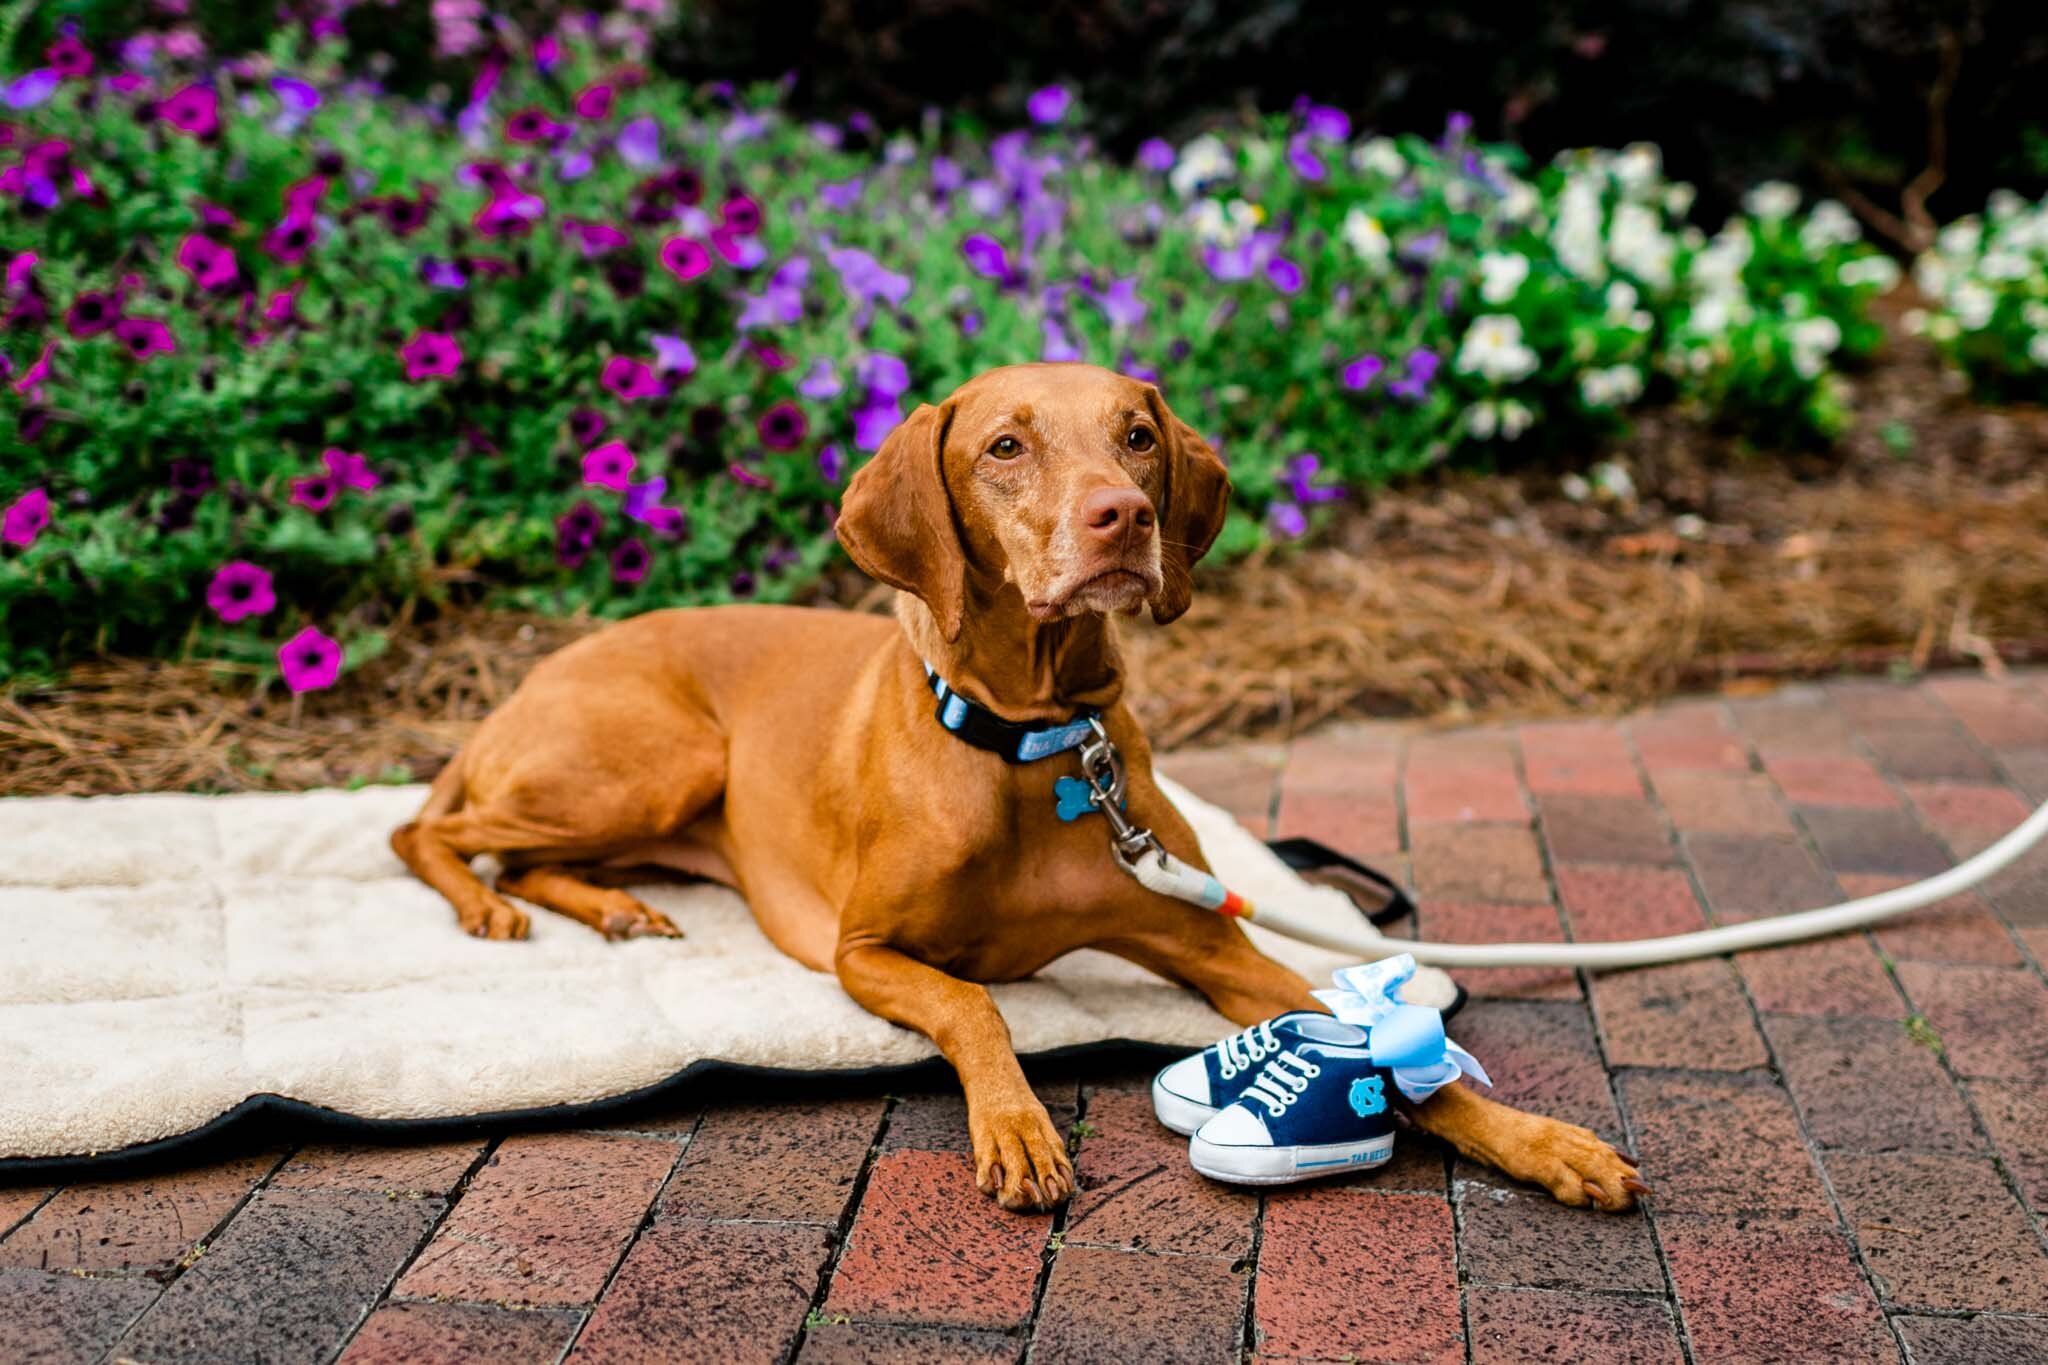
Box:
[1263,837,1418,926]
[0,988,1466,1179]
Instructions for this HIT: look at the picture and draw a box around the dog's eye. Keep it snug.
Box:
[988,436,1021,458]
[1126,427,1156,452]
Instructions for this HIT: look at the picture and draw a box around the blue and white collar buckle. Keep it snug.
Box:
[924,663,1100,765]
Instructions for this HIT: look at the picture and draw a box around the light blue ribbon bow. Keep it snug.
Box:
[1311,954,1492,1104]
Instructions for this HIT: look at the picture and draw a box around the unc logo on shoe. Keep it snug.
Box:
[1347,1075,1386,1117]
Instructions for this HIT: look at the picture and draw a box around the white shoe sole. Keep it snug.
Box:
[1151,1075,1219,1137]
[1189,1131,1397,1185]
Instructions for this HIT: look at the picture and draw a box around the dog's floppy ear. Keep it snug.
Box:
[1148,392,1231,625]
[837,401,967,641]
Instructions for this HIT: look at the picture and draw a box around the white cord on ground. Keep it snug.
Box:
[1251,798,2048,969]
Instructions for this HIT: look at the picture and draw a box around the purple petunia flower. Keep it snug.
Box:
[583,440,636,489]
[817,443,845,482]
[616,116,660,168]
[567,408,606,447]
[574,83,613,120]
[158,84,219,137]
[819,178,863,212]
[400,331,462,381]
[64,290,118,337]
[660,235,712,282]
[2,487,49,547]
[622,478,687,538]
[720,194,763,235]
[262,215,317,264]
[504,107,565,143]
[176,234,239,290]
[1026,85,1071,125]
[3,70,59,111]
[1041,318,1081,363]
[323,448,378,492]
[1386,349,1441,402]
[857,353,911,399]
[611,537,652,584]
[168,458,214,496]
[1268,501,1308,538]
[48,37,94,81]
[728,463,772,490]
[1283,452,1343,505]
[853,397,904,452]
[758,401,808,450]
[11,341,53,396]
[602,356,662,402]
[650,334,697,375]
[1087,277,1147,328]
[711,226,767,270]
[1137,138,1176,172]
[1266,257,1304,294]
[272,77,319,116]
[823,243,909,309]
[290,474,337,512]
[420,258,467,290]
[1341,354,1385,390]
[1302,103,1350,142]
[797,359,841,400]
[206,560,275,622]
[277,626,343,693]
[114,317,176,361]
[961,233,1010,281]
[1286,133,1325,182]
[556,500,603,566]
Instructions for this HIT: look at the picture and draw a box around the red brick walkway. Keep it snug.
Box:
[6,673,2048,1363]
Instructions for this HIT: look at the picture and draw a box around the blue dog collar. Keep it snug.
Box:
[924,663,1099,765]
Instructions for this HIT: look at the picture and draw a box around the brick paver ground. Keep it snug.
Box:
[5,672,2048,1363]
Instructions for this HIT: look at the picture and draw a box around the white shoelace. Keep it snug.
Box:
[1242,1050,1323,1118]
[1216,1019,1281,1080]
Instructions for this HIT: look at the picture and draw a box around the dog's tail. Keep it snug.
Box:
[414,749,468,822]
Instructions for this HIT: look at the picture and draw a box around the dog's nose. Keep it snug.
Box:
[1079,486,1156,543]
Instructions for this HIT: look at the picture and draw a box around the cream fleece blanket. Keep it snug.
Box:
[0,778,1436,1162]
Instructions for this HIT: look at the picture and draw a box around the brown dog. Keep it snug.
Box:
[393,363,1644,1212]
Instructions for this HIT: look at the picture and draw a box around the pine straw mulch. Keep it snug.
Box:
[5,318,2047,796]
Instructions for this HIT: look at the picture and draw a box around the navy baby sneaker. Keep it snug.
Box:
[1150,1012,1370,1136]
[1187,1035,1399,1183]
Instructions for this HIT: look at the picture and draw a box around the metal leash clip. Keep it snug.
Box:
[1077,718,1165,863]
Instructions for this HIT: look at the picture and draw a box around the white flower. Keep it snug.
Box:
[2030,333,2048,368]
[1789,316,1842,378]
[1743,181,1800,221]
[1913,256,1949,300]
[1455,315,1540,384]
[1341,207,1392,271]
[2023,302,2048,331]
[1465,400,1534,441]
[1478,252,1531,304]
[1354,137,1406,179]
[1579,365,1645,407]
[1689,226,1753,292]
[1900,308,1929,336]
[1191,198,1261,248]
[1612,143,1662,197]
[1799,199,1861,250]
[1989,189,2028,222]
[1445,180,1477,213]
[1552,174,1607,283]
[1497,179,1541,224]
[1170,135,1234,199]
[1950,282,1996,331]
[1591,460,1637,501]
[1980,251,2031,282]
[1838,255,1901,291]
[1662,182,1697,219]
[1560,472,1591,501]
[1935,219,1982,258]
[1608,202,1674,288]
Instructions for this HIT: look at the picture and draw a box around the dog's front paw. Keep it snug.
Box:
[970,1097,1074,1212]
[1512,1117,1648,1212]
[463,890,530,940]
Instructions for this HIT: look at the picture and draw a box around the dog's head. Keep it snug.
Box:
[836,363,1230,641]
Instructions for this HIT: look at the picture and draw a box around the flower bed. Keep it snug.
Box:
[1905,190,2048,404]
[0,24,1897,685]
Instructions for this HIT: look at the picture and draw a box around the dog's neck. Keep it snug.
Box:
[896,590,1125,722]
